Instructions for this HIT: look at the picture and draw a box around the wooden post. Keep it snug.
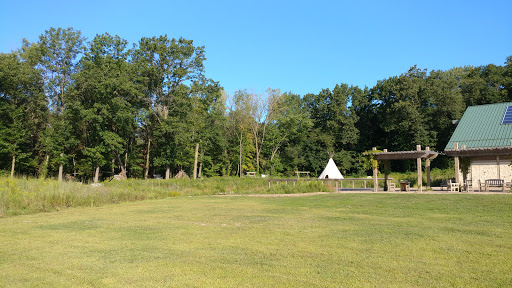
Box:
[426,147,431,190]
[383,149,388,191]
[372,147,378,192]
[416,145,422,193]
[461,144,468,187]
[454,143,460,184]
[497,156,501,179]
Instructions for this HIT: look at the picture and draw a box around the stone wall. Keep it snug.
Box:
[465,156,512,186]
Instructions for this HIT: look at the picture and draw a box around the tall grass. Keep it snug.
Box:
[0,176,338,217]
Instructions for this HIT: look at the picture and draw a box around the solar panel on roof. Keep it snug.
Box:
[501,106,512,124]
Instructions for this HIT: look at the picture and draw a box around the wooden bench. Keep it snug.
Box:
[295,171,310,179]
[484,179,505,191]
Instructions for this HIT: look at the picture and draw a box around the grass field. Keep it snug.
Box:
[0,193,511,287]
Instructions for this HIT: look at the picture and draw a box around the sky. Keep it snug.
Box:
[1,0,511,96]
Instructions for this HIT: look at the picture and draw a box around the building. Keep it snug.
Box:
[445,102,512,188]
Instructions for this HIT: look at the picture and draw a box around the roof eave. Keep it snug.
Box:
[364,151,439,160]
[445,146,512,157]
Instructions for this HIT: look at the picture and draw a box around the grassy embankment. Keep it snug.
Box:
[0,193,510,287]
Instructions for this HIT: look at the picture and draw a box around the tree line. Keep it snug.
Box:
[1,27,511,181]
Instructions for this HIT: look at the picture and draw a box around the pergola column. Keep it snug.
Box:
[454,143,460,184]
[372,147,378,192]
[426,147,431,190]
[497,156,501,179]
[417,145,422,193]
[383,149,389,191]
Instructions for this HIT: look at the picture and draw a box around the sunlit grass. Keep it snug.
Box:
[0,193,510,287]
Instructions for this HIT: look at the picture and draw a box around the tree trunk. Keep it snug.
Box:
[255,138,260,175]
[165,166,170,180]
[193,143,199,179]
[145,138,151,179]
[124,150,128,178]
[239,133,243,177]
[115,153,127,179]
[94,165,100,183]
[10,155,15,178]
[42,154,49,179]
[199,162,202,178]
[73,157,76,178]
[58,153,64,183]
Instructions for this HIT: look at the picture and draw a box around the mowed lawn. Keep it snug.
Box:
[0,193,511,287]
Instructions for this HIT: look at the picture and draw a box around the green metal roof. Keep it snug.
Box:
[445,102,512,150]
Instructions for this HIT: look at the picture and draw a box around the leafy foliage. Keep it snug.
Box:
[1,27,511,180]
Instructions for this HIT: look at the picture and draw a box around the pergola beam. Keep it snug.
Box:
[369,151,438,160]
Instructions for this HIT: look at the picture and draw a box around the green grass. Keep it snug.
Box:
[0,194,511,287]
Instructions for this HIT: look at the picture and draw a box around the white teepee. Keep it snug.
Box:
[318,158,344,179]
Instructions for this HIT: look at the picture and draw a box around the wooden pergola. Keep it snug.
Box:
[366,145,439,192]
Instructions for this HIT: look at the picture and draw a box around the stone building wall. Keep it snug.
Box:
[465,156,512,187]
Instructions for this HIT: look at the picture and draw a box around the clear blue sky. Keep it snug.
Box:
[1,0,511,96]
